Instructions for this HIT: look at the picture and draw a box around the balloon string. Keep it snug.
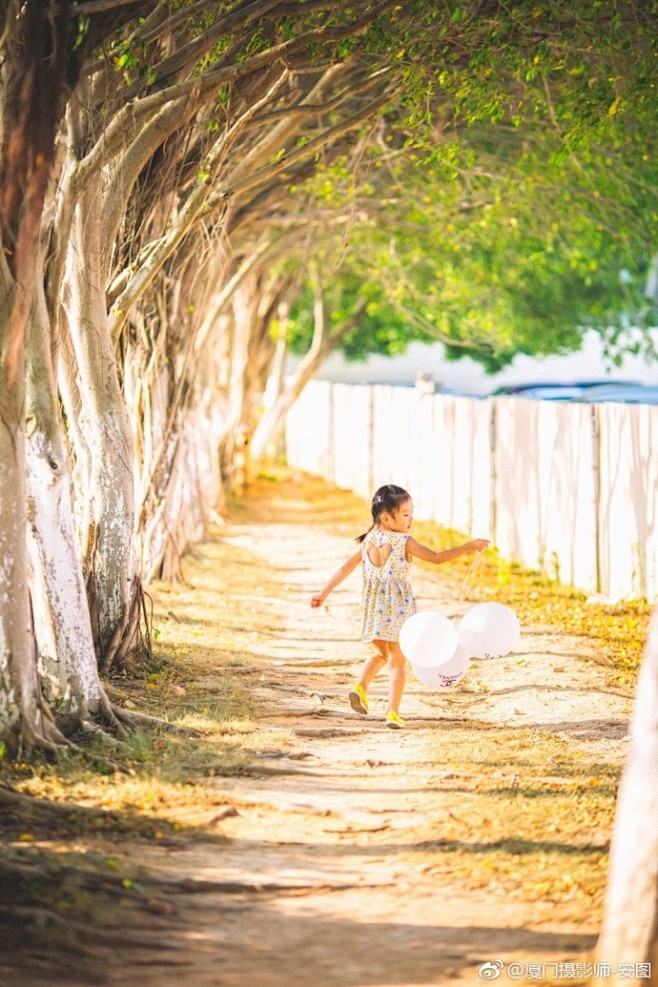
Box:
[459,549,485,602]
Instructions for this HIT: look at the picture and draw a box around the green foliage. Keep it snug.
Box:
[72,15,90,52]
[276,0,658,370]
[287,272,416,363]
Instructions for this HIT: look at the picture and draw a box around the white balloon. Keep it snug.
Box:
[399,611,458,668]
[413,646,470,688]
[457,602,521,660]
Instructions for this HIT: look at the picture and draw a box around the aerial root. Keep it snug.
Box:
[110,703,192,735]
[79,719,130,751]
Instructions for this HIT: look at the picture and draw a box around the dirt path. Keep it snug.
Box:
[13,473,633,987]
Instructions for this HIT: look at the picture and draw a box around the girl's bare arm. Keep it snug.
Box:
[406,537,489,565]
[311,549,362,607]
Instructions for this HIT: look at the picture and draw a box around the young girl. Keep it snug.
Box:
[311,484,489,729]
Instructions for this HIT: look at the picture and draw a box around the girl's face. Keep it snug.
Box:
[381,498,413,533]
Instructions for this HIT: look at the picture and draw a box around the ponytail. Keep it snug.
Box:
[356,523,374,544]
[355,484,411,543]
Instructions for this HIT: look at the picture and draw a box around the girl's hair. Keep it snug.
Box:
[356,484,411,543]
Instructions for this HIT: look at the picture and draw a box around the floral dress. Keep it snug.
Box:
[360,529,416,642]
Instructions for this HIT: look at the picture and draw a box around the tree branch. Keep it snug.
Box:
[109,68,291,332]
[207,85,393,210]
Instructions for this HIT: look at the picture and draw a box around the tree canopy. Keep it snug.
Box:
[277,0,658,370]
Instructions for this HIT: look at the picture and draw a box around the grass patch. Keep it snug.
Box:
[412,723,618,916]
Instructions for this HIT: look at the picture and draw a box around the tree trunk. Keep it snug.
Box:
[0,261,64,755]
[219,279,259,488]
[124,273,227,582]
[250,337,327,463]
[594,607,658,986]
[261,302,290,411]
[61,174,140,671]
[26,255,117,729]
[250,285,367,462]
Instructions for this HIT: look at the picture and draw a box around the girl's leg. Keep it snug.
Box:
[349,643,387,715]
[358,641,388,689]
[387,641,406,715]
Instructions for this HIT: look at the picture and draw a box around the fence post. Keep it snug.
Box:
[490,399,498,544]
[327,383,335,484]
[368,385,375,497]
[591,404,602,594]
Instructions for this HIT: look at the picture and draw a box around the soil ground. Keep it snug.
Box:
[1,471,634,987]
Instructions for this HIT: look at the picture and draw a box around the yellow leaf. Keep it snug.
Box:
[18,832,35,842]
[608,96,621,116]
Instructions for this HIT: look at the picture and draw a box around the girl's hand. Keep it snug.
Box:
[472,538,490,552]
[310,594,324,608]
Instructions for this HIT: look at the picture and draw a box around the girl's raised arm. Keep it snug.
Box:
[406,537,489,565]
[311,548,362,608]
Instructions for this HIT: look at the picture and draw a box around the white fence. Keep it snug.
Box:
[285,380,658,602]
